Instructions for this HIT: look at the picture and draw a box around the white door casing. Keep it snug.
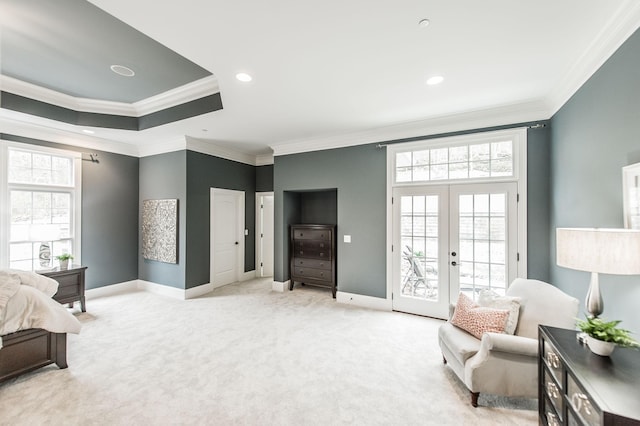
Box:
[256,192,274,277]
[210,188,245,287]
[386,127,528,318]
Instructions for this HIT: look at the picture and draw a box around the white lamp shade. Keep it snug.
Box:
[556,228,640,275]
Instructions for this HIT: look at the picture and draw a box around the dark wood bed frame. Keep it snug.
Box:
[0,329,67,384]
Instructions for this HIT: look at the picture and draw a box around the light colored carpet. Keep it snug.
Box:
[0,278,537,425]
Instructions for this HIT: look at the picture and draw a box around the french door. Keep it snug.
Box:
[392,182,518,318]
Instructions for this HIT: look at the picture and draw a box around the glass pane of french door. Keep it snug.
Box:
[392,186,449,318]
[449,183,518,303]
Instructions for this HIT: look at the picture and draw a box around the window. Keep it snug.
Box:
[1,141,81,270]
[394,137,516,184]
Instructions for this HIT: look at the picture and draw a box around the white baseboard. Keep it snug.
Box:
[138,280,189,300]
[240,270,256,282]
[86,277,258,301]
[85,280,138,299]
[336,291,392,311]
[185,283,214,299]
[271,280,289,292]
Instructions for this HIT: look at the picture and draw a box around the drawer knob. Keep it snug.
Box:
[546,350,560,369]
[571,392,593,416]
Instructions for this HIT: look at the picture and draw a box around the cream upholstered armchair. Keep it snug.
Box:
[438,278,579,407]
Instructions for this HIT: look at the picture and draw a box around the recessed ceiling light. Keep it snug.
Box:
[82,129,95,134]
[110,64,135,77]
[236,73,252,82]
[426,75,444,85]
[418,19,430,28]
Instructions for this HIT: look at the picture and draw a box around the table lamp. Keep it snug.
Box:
[556,228,640,318]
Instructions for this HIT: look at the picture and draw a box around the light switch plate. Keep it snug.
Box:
[344,235,351,243]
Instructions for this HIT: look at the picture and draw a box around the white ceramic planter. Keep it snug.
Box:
[586,335,615,356]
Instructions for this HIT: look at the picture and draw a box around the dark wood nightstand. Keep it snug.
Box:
[40,265,87,312]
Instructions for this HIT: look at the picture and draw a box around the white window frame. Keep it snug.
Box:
[0,139,82,269]
[385,128,528,300]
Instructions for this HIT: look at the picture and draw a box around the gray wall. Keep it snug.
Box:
[527,123,552,282]
[274,125,552,299]
[82,149,139,289]
[0,134,139,289]
[256,165,274,192]
[139,151,187,288]
[550,28,640,333]
[185,150,257,289]
[275,144,388,298]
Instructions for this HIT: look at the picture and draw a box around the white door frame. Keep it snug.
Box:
[386,128,528,307]
[255,191,274,277]
[210,188,245,287]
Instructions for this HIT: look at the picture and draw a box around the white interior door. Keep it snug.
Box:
[257,193,274,277]
[211,189,244,287]
[392,182,518,318]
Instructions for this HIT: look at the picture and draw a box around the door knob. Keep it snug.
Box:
[451,252,457,257]
[235,242,239,245]
[451,261,458,266]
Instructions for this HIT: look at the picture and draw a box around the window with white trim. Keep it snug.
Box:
[395,139,515,183]
[1,141,81,270]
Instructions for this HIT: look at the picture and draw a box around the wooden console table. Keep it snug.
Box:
[40,265,87,312]
[538,325,640,425]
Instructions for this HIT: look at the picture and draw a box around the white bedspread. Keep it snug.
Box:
[0,270,82,348]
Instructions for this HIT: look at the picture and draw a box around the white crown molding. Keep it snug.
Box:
[546,1,640,116]
[0,108,271,163]
[137,136,188,158]
[0,74,219,117]
[270,99,550,156]
[185,136,259,165]
[0,112,140,156]
[255,153,274,166]
[1,75,139,116]
[134,75,219,116]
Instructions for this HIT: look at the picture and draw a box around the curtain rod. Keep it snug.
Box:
[375,123,547,149]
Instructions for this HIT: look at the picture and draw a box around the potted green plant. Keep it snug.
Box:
[55,253,74,270]
[577,316,640,356]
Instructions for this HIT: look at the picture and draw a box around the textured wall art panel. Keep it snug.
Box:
[142,199,178,263]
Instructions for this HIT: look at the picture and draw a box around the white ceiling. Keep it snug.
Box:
[2,0,640,163]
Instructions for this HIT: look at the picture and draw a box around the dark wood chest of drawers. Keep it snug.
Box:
[289,224,336,298]
[538,325,640,426]
[40,265,87,312]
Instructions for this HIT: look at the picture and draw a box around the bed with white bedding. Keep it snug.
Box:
[0,269,82,383]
